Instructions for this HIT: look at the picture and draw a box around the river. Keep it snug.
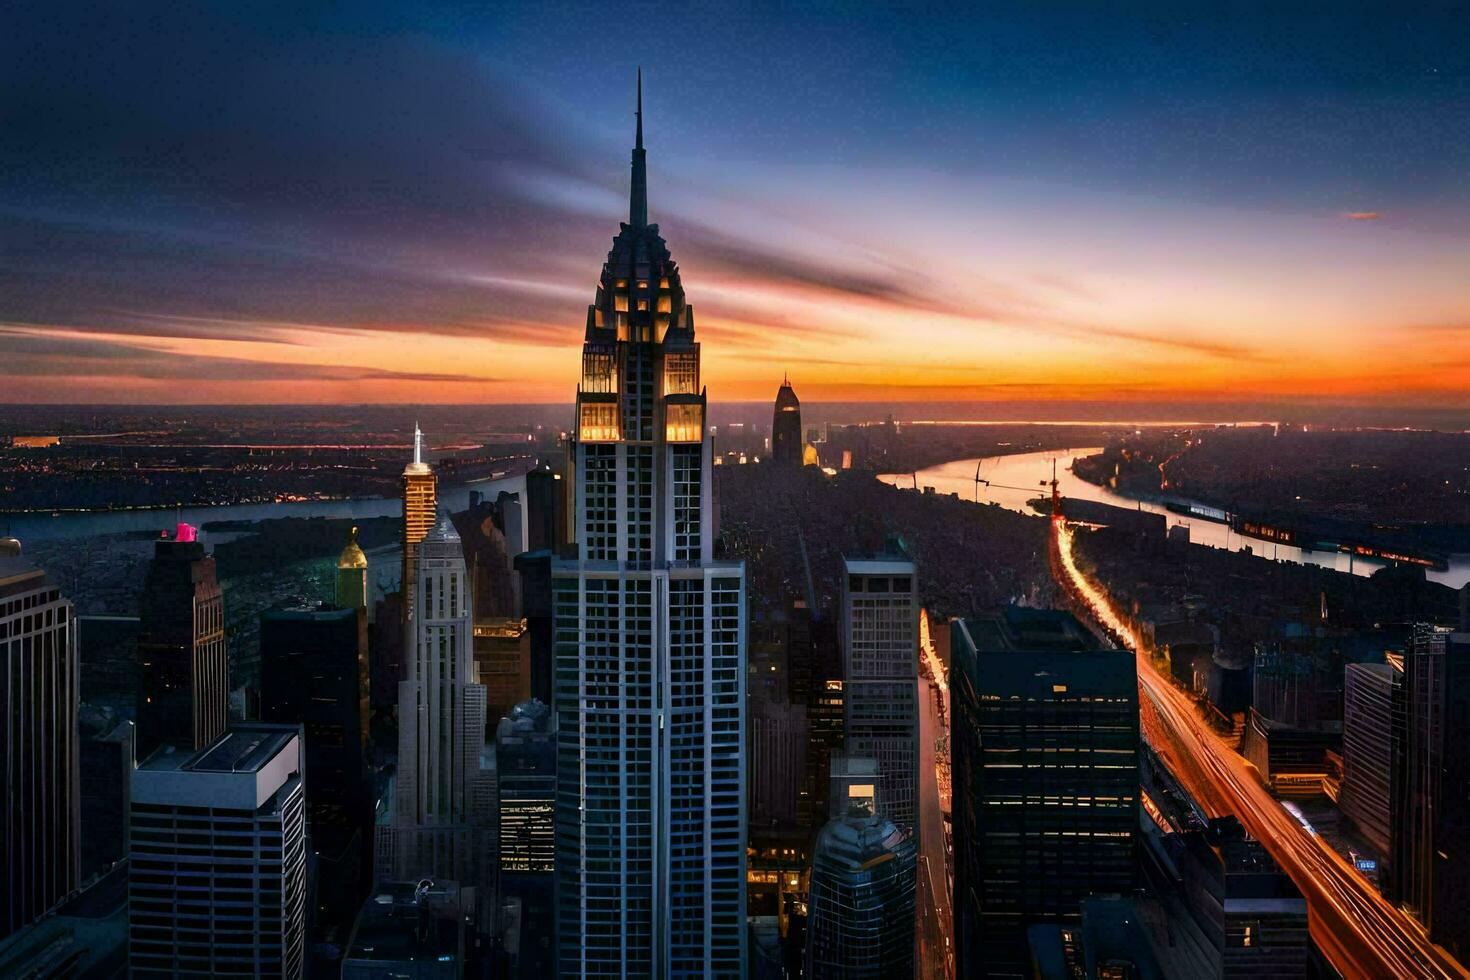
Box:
[2,470,530,545]
[881,448,1470,589]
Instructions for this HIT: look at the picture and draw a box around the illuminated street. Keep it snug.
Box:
[1055,520,1470,980]
[917,610,954,979]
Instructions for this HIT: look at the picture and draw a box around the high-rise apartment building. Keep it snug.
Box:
[337,525,369,610]
[0,549,79,940]
[385,517,490,882]
[136,524,227,760]
[1341,661,1399,855]
[552,75,747,977]
[952,608,1139,978]
[771,376,802,466]
[1391,625,1470,959]
[260,605,372,931]
[129,723,307,978]
[402,424,437,624]
[841,550,919,838]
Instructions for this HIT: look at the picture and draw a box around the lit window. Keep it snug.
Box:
[579,402,619,442]
[665,403,703,443]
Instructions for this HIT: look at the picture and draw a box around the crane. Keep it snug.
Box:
[973,457,1052,502]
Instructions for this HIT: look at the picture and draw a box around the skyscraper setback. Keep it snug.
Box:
[135,524,227,761]
[553,75,747,977]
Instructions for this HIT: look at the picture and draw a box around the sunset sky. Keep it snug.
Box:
[3,2,1469,406]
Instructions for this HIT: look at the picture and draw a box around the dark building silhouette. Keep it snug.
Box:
[135,525,227,760]
[798,608,846,833]
[495,700,556,978]
[524,463,564,555]
[259,605,371,937]
[342,879,475,980]
[514,551,555,707]
[0,549,79,939]
[369,591,406,719]
[1178,818,1310,976]
[1390,625,1470,960]
[952,608,1139,977]
[771,376,802,466]
[78,706,132,881]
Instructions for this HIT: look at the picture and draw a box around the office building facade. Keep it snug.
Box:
[136,524,227,760]
[952,608,1139,977]
[129,724,307,978]
[1391,625,1470,959]
[1341,661,1398,855]
[0,551,80,939]
[804,768,916,980]
[495,700,555,978]
[552,76,747,977]
[841,552,919,838]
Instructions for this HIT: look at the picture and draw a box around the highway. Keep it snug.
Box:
[1053,519,1468,980]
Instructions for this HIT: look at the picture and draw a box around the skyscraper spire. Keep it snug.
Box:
[413,422,423,466]
[630,68,648,227]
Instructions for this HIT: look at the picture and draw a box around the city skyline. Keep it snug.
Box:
[4,4,1470,408]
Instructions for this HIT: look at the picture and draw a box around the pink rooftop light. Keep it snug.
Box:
[174,523,198,543]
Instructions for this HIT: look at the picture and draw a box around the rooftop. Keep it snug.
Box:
[956,606,1100,654]
[343,880,465,967]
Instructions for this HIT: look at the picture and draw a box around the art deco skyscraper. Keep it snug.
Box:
[0,546,79,940]
[384,516,489,882]
[136,523,227,761]
[401,424,436,623]
[771,375,802,466]
[553,74,747,977]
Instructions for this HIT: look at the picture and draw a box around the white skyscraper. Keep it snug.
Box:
[384,515,491,882]
[553,74,747,978]
[129,723,307,978]
[841,550,920,840]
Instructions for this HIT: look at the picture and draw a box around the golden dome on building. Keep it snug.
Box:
[338,526,368,570]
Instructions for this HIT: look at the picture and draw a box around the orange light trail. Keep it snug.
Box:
[1055,521,1469,980]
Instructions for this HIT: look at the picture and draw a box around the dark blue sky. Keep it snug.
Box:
[3,2,1468,403]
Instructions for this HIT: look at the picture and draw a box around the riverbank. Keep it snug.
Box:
[886,448,1470,589]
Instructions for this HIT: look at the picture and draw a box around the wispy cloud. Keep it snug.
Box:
[1342,211,1382,221]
